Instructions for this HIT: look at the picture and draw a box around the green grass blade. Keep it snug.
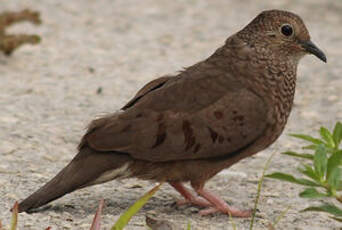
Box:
[10,202,18,230]
[111,183,163,230]
[273,205,291,227]
[228,210,237,230]
[250,151,275,230]
[187,221,191,230]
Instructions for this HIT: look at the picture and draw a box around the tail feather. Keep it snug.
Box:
[18,147,131,213]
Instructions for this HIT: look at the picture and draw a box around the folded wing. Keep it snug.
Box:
[81,64,268,162]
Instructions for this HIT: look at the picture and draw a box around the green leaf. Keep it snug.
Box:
[266,172,319,186]
[250,152,275,230]
[327,167,341,191]
[301,203,342,217]
[299,188,329,198]
[327,152,342,183]
[282,151,314,160]
[111,183,162,230]
[337,181,342,191]
[314,145,328,180]
[298,164,320,182]
[320,127,335,148]
[302,144,318,151]
[333,122,342,149]
[327,147,339,155]
[290,134,324,145]
[330,216,342,222]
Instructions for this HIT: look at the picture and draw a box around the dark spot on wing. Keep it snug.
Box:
[218,136,224,143]
[193,144,201,154]
[214,111,223,119]
[233,115,244,122]
[207,127,218,143]
[183,120,195,151]
[136,113,143,118]
[152,123,167,148]
[233,115,245,126]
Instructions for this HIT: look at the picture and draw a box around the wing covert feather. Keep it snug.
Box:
[83,70,268,162]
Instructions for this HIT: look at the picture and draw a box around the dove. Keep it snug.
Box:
[18,10,326,216]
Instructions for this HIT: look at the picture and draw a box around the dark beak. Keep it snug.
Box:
[301,40,327,63]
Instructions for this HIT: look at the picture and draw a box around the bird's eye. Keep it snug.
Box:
[280,24,293,37]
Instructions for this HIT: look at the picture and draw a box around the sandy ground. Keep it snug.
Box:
[1,0,342,229]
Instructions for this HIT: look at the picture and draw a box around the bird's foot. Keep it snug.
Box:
[170,182,250,217]
[199,206,251,217]
[196,187,251,217]
[176,196,212,207]
[169,182,212,207]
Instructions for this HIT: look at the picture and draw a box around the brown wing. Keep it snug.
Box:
[81,63,268,162]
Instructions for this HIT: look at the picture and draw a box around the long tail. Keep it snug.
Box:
[18,147,131,213]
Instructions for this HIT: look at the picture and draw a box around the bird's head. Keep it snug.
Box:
[238,10,326,63]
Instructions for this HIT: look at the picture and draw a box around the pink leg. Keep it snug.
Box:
[169,182,212,207]
[195,187,251,217]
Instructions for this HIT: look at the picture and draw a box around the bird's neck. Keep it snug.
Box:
[208,40,298,126]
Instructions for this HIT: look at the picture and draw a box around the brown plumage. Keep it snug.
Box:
[18,10,326,216]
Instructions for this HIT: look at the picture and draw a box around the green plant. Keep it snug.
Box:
[249,151,290,230]
[111,183,162,230]
[266,121,342,221]
[250,151,274,230]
